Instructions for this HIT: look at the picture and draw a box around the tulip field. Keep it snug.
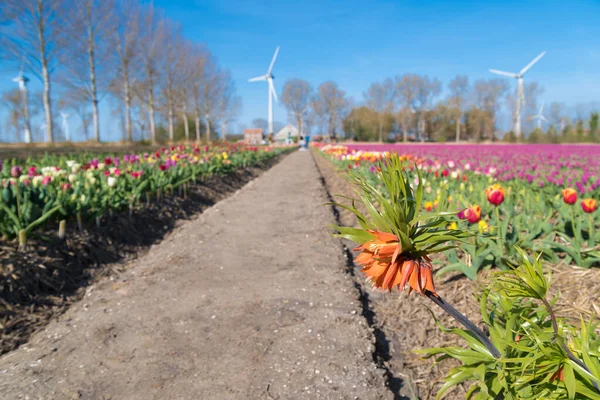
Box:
[0,143,290,250]
[316,143,600,278]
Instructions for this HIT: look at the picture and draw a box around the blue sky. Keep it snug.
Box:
[158,0,600,132]
[1,0,600,140]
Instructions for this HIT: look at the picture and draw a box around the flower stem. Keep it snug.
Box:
[15,181,22,221]
[589,214,594,248]
[425,290,501,359]
[570,206,579,249]
[495,206,503,251]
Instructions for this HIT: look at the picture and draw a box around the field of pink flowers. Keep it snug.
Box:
[316,143,600,276]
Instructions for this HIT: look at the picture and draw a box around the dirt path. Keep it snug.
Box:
[0,151,391,400]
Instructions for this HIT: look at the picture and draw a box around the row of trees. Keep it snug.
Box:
[275,74,598,143]
[0,0,241,144]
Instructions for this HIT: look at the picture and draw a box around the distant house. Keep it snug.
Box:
[274,124,299,144]
[244,128,263,145]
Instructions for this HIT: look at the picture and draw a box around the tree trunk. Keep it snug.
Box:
[124,70,132,141]
[88,21,100,142]
[403,126,408,143]
[38,9,53,144]
[455,114,461,142]
[167,78,174,141]
[195,111,200,141]
[168,105,174,141]
[149,104,156,145]
[183,103,189,141]
[41,61,53,143]
[378,119,383,143]
[205,114,211,143]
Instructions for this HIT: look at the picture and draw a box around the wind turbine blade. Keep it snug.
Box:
[248,75,267,82]
[269,79,278,102]
[519,51,546,75]
[267,46,280,75]
[539,101,545,114]
[541,115,548,122]
[489,69,518,78]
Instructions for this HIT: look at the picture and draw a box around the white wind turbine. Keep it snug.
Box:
[12,71,32,143]
[489,51,546,139]
[531,101,548,130]
[248,46,280,137]
[61,112,71,141]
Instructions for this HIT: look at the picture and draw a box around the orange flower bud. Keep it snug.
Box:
[424,201,434,211]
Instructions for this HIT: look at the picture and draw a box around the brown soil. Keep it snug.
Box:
[0,151,392,399]
[312,149,600,400]
[0,155,284,356]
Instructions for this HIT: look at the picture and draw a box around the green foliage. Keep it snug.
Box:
[329,154,471,258]
[418,251,600,399]
[589,113,599,142]
[528,128,545,144]
[503,131,517,143]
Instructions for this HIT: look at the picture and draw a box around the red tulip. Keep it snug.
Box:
[581,198,597,213]
[458,205,481,224]
[485,184,505,206]
[562,188,577,205]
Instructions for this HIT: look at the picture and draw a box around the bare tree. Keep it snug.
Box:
[0,0,65,142]
[414,76,441,141]
[136,5,166,145]
[199,58,220,142]
[59,87,92,140]
[58,0,117,142]
[364,78,395,142]
[312,81,349,140]
[473,79,508,140]
[190,45,208,141]
[172,41,194,142]
[447,75,469,142]
[112,0,141,142]
[281,78,313,137]
[157,22,186,142]
[523,81,544,132]
[1,89,26,141]
[549,102,567,134]
[217,69,242,140]
[395,74,419,142]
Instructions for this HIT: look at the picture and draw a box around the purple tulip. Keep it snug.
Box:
[11,166,22,178]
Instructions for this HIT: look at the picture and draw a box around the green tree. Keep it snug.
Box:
[503,131,517,143]
[589,112,599,142]
[576,120,585,141]
[547,125,559,144]
[528,128,544,143]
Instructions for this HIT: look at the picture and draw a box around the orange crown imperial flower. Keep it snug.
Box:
[354,230,435,295]
[330,154,471,298]
[562,188,577,205]
[581,198,597,213]
[485,184,505,206]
